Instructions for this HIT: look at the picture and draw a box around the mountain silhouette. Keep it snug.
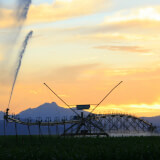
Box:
[18,102,88,120]
[0,102,160,135]
[0,111,4,120]
[142,116,160,126]
[0,102,160,126]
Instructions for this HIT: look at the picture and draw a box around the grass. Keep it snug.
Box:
[0,135,160,160]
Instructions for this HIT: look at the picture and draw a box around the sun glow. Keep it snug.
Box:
[91,103,160,117]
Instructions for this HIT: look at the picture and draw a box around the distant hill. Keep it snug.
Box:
[18,102,160,127]
[0,111,4,120]
[0,102,160,135]
[0,102,89,135]
[18,102,88,121]
[0,102,160,127]
[141,116,160,126]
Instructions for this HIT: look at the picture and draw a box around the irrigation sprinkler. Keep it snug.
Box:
[4,81,156,137]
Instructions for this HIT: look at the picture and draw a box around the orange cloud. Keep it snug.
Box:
[39,6,160,50]
[102,20,160,34]
[94,45,151,53]
[80,33,149,42]
[27,0,110,24]
[100,7,160,34]
[0,0,110,28]
[50,63,100,82]
[104,7,160,23]
[0,9,15,28]
[70,6,160,40]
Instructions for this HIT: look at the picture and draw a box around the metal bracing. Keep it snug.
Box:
[92,114,155,133]
[4,112,155,136]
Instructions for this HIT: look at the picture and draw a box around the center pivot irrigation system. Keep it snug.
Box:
[4,81,155,137]
[43,81,123,136]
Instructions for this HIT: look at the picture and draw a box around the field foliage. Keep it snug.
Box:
[0,136,160,160]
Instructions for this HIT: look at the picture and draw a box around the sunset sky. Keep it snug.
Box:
[0,0,160,117]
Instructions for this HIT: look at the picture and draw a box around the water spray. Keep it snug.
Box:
[0,0,32,83]
[8,31,33,108]
[16,0,32,22]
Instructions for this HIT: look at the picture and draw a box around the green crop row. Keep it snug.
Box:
[0,136,160,160]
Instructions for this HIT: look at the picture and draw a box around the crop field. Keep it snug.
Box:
[0,136,160,160]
